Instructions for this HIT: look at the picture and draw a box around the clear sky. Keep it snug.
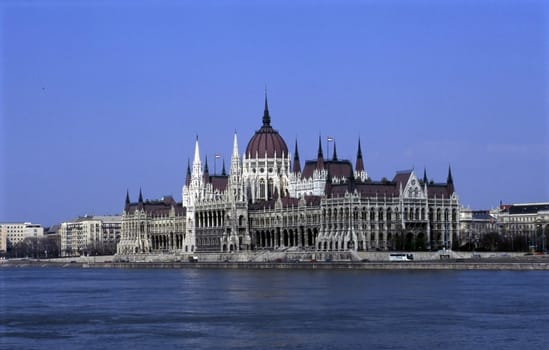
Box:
[1,0,547,227]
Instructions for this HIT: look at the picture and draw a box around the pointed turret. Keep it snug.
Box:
[221,159,226,176]
[293,139,301,173]
[203,156,210,182]
[193,135,200,164]
[230,132,241,175]
[355,138,364,171]
[232,131,239,158]
[316,135,325,170]
[186,159,191,186]
[447,165,455,194]
[317,135,324,158]
[125,190,130,211]
[228,132,244,202]
[423,167,428,184]
[138,188,144,210]
[191,136,203,181]
[354,138,367,181]
[332,141,338,161]
[447,165,453,184]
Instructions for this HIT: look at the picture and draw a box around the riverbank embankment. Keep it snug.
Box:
[3,256,549,270]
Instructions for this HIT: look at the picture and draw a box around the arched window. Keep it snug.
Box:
[259,178,265,199]
[268,178,274,199]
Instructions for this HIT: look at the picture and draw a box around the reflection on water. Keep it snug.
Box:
[1,268,548,350]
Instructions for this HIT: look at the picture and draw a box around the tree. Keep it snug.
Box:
[479,232,502,252]
[7,235,61,259]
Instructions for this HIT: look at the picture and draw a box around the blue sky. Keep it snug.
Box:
[1,0,547,226]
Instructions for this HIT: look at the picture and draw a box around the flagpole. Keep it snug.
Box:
[214,154,221,175]
[327,136,334,159]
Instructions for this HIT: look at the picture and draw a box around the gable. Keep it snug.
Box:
[403,172,426,199]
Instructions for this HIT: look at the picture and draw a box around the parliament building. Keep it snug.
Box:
[117,97,460,255]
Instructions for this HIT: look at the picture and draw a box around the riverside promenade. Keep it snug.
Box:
[3,250,549,270]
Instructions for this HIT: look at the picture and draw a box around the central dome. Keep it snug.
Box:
[245,97,288,159]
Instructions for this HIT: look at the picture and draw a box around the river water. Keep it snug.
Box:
[1,267,548,349]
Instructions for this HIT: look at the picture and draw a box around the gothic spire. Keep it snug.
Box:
[447,165,453,184]
[317,135,324,159]
[221,159,226,176]
[262,92,271,127]
[137,188,144,209]
[191,136,203,181]
[230,132,241,177]
[332,141,338,161]
[293,139,301,173]
[186,159,191,186]
[423,167,428,184]
[447,164,455,194]
[125,190,131,212]
[203,156,210,182]
[232,131,239,158]
[355,138,364,172]
[316,135,325,170]
[193,135,200,164]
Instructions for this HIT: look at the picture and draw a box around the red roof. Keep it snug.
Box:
[209,175,228,192]
[245,127,288,159]
[126,196,186,216]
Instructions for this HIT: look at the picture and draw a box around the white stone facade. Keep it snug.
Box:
[0,222,44,248]
[118,97,460,255]
[59,215,121,256]
[0,229,6,253]
[492,203,549,251]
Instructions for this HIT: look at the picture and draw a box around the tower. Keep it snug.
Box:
[243,94,290,203]
[354,138,368,181]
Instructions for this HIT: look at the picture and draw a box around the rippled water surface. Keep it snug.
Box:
[1,267,548,349]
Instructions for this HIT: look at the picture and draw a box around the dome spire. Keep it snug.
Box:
[262,90,271,126]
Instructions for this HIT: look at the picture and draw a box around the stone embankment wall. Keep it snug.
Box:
[113,250,526,263]
[3,251,545,270]
[90,260,549,270]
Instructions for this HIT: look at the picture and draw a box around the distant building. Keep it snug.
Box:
[0,222,44,248]
[492,203,549,252]
[459,209,497,249]
[59,215,121,256]
[118,96,460,255]
[117,195,185,255]
[0,229,6,253]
